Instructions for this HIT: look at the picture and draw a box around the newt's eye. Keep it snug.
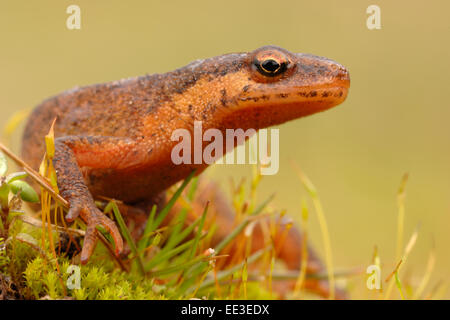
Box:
[254,57,288,77]
[250,47,293,81]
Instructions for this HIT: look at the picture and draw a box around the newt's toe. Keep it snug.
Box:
[78,206,124,264]
[96,210,124,256]
[65,201,82,222]
[80,224,98,264]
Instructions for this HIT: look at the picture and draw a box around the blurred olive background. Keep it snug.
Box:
[1,1,449,298]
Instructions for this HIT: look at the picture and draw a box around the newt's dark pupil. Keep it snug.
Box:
[262,59,280,73]
[253,56,288,77]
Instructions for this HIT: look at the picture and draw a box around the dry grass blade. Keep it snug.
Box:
[0,142,68,207]
[18,214,85,236]
[412,248,436,299]
[293,200,309,298]
[291,161,335,300]
[396,173,408,261]
[385,226,419,299]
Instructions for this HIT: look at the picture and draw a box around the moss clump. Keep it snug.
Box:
[19,238,163,300]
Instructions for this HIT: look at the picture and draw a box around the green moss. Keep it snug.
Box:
[20,244,162,300]
[0,237,10,273]
[23,257,45,299]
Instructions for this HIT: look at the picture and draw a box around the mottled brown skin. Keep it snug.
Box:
[21,46,349,296]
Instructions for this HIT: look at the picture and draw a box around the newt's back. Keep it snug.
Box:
[22,77,152,171]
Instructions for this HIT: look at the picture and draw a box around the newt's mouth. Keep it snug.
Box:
[237,85,349,107]
[293,84,350,105]
[229,81,350,129]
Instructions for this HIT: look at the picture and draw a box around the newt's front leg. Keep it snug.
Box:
[52,135,147,263]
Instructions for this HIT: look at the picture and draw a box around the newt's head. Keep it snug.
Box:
[168,45,350,130]
[216,45,350,129]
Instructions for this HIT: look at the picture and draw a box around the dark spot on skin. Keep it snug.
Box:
[298,63,315,74]
[322,92,329,98]
[278,93,289,98]
[220,89,227,106]
[310,91,317,97]
[339,91,343,97]
[239,96,260,102]
[242,85,250,92]
[146,105,156,114]
[187,104,195,118]
[260,95,269,101]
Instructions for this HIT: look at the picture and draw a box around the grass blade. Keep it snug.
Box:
[150,170,196,233]
[188,248,267,294]
[149,253,207,277]
[145,235,206,271]
[215,193,274,254]
[138,204,157,252]
[188,201,209,260]
[105,201,145,275]
[291,162,335,300]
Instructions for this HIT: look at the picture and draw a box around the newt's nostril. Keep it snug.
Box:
[336,66,350,84]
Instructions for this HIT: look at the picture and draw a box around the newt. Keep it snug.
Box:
[21,46,350,297]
